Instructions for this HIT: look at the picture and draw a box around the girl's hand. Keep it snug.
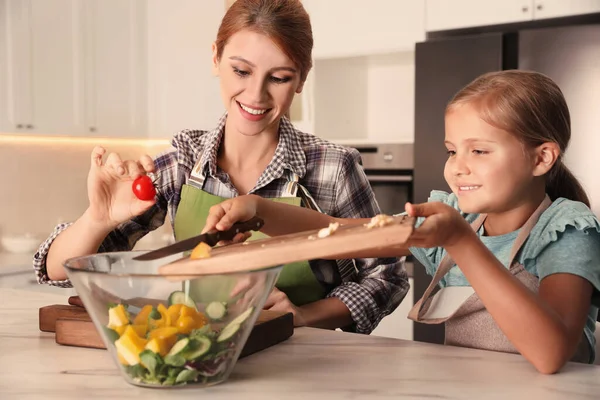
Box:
[86,146,156,230]
[405,202,473,249]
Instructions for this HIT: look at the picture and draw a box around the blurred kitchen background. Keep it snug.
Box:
[1,1,600,346]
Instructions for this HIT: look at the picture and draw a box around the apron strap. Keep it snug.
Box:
[282,171,324,213]
[189,158,208,190]
[408,195,553,322]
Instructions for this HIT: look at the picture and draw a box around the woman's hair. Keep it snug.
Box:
[447,70,590,207]
[215,0,313,82]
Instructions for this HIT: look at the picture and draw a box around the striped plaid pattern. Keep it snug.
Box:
[33,114,409,333]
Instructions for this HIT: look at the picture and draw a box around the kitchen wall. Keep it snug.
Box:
[312,52,416,143]
[0,137,174,251]
[520,25,600,215]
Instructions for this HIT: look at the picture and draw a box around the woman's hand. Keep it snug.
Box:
[405,201,473,249]
[263,287,307,327]
[86,146,156,230]
[202,195,261,244]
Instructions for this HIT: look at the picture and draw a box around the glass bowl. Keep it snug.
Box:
[64,251,282,388]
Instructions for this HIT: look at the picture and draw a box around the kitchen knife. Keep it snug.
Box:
[132,216,264,261]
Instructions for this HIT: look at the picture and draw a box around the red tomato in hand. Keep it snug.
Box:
[132,175,156,201]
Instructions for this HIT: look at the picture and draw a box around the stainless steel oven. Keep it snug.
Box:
[347,143,414,216]
[346,143,414,278]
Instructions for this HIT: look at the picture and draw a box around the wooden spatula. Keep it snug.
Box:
[159,215,415,276]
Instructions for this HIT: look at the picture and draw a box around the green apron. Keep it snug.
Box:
[172,172,326,307]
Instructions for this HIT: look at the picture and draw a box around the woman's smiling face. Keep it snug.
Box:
[213,29,304,137]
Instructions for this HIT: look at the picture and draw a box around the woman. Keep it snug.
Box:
[34,0,408,334]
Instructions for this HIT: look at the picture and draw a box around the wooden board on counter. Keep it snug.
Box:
[40,304,293,358]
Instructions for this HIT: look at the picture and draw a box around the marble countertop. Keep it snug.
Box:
[1,288,599,399]
[0,252,32,270]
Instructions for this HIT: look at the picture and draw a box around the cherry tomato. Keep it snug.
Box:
[132,175,156,201]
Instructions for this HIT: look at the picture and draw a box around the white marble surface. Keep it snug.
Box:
[1,289,600,399]
[0,252,32,270]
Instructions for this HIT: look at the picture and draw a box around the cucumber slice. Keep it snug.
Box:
[168,291,197,310]
[205,301,227,321]
[167,338,190,357]
[229,306,255,326]
[183,336,212,360]
[217,323,240,343]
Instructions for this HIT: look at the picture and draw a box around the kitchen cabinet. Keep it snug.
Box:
[146,0,225,138]
[302,0,425,59]
[0,0,85,135]
[533,0,600,20]
[83,0,147,138]
[426,0,600,32]
[0,0,146,137]
[426,0,533,32]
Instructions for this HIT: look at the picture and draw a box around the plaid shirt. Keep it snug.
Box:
[33,114,409,334]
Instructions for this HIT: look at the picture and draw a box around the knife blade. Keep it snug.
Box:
[132,216,264,261]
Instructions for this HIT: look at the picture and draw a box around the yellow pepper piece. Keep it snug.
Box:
[131,324,148,337]
[145,337,169,357]
[166,304,183,325]
[181,305,208,327]
[133,305,153,325]
[147,326,179,341]
[147,326,179,351]
[107,304,129,329]
[190,242,211,259]
[157,303,171,327]
[176,316,197,334]
[114,326,148,366]
[148,316,164,331]
[114,324,129,336]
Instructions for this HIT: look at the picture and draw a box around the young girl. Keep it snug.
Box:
[33,0,408,335]
[202,70,600,374]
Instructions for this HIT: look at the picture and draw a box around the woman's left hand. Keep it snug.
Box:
[263,287,306,327]
[405,201,473,249]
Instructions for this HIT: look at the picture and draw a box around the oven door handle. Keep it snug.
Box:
[367,175,413,183]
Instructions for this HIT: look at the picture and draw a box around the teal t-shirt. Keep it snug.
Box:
[409,190,600,362]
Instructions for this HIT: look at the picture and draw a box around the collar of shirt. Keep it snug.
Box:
[193,113,307,191]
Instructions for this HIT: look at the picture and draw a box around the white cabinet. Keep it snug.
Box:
[0,0,85,135]
[426,0,600,32]
[83,0,147,138]
[0,0,146,137]
[226,0,425,59]
[146,0,225,138]
[289,1,423,141]
[302,0,425,59]
[533,0,600,20]
[426,0,533,32]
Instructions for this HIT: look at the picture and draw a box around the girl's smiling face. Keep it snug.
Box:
[443,103,538,214]
[213,29,304,137]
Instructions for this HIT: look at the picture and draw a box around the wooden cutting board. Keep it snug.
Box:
[39,303,293,359]
[160,215,415,276]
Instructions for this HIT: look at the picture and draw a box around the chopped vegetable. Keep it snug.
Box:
[205,301,227,321]
[168,290,198,310]
[107,291,254,386]
[190,242,212,260]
